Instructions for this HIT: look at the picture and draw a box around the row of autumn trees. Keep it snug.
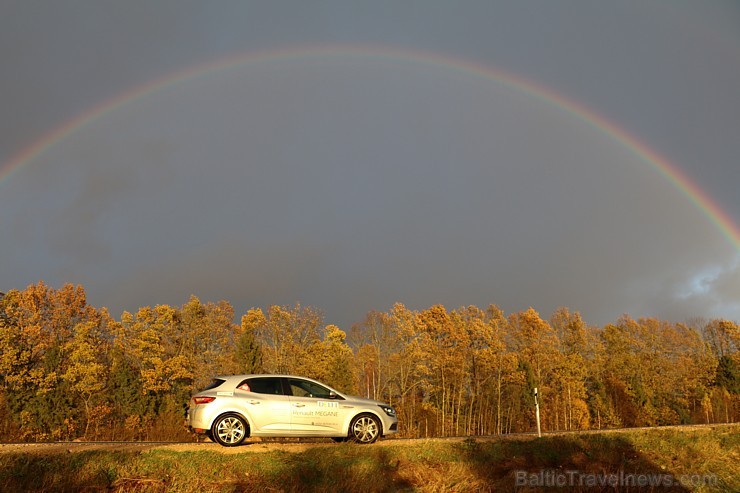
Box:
[0,282,738,442]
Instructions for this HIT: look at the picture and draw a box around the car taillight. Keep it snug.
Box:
[193,396,216,405]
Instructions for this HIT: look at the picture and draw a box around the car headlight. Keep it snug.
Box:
[379,405,396,417]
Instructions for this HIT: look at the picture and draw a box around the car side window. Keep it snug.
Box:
[288,379,333,399]
[239,377,283,395]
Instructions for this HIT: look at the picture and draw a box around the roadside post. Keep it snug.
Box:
[534,387,541,438]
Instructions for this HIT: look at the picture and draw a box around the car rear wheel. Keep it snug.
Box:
[349,414,381,444]
[211,414,248,447]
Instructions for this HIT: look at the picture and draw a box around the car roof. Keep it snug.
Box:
[214,374,320,380]
[211,374,331,386]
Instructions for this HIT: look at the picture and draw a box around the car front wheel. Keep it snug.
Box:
[349,414,381,444]
[211,414,248,447]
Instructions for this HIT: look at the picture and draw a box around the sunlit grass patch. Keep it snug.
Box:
[0,425,737,492]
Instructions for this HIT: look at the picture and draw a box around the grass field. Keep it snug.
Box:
[1,425,737,492]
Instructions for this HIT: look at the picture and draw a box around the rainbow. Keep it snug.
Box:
[2,44,739,251]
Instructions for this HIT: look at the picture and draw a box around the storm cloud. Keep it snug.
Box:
[1,1,739,328]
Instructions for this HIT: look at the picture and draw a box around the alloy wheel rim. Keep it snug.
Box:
[352,417,379,442]
[217,417,245,443]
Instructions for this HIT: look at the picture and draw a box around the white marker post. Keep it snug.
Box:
[534,387,541,438]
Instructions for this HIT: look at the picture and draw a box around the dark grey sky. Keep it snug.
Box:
[1,1,739,328]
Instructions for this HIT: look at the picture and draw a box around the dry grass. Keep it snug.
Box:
[0,424,737,492]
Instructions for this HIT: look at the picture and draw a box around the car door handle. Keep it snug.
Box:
[248,400,261,405]
[341,405,354,409]
[293,403,305,407]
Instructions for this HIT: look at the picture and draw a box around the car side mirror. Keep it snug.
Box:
[329,391,338,399]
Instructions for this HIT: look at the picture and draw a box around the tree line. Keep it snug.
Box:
[0,282,737,441]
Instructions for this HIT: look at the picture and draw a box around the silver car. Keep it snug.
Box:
[187,374,398,446]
